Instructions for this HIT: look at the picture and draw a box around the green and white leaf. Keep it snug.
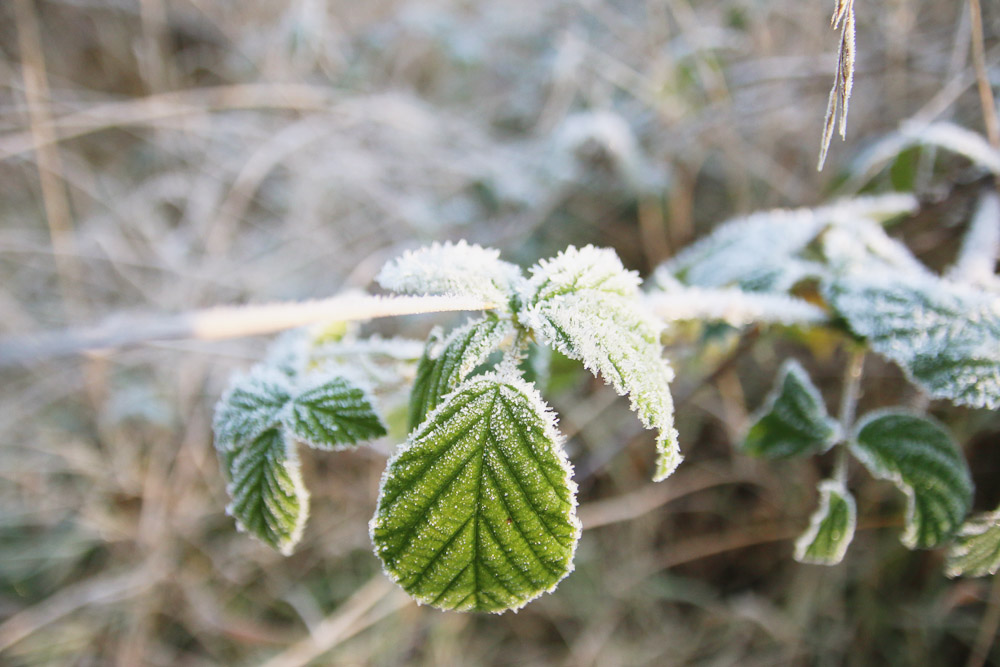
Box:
[408,316,513,429]
[284,374,387,450]
[376,240,526,310]
[213,367,293,451]
[742,360,840,459]
[521,245,680,480]
[826,271,1000,409]
[794,479,857,565]
[850,411,972,549]
[371,373,580,613]
[946,509,1000,577]
[225,427,309,555]
[820,218,931,277]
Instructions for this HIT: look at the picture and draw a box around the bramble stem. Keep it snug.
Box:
[0,294,494,366]
[835,348,865,484]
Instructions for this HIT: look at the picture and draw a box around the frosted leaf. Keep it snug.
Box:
[742,360,840,459]
[794,479,857,565]
[376,241,526,309]
[370,373,580,613]
[284,373,387,450]
[521,245,680,480]
[948,190,1000,288]
[225,427,308,555]
[820,218,931,277]
[646,287,828,327]
[849,411,972,549]
[213,366,293,451]
[825,271,1000,409]
[852,122,1000,181]
[408,316,513,429]
[654,194,917,292]
[946,509,1000,577]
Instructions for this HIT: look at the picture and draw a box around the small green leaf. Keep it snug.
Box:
[850,411,972,549]
[946,509,1000,577]
[521,245,680,480]
[371,374,580,613]
[826,272,1000,409]
[213,367,292,450]
[742,360,840,458]
[284,374,387,449]
[376,240,526,309]
[409,316,513,429]
[225,428,309,555]
[794,479,857,565]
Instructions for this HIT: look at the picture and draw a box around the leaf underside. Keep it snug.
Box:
[371,374,580,613]
[226,428,308,555]
[794,479,857,565]
[826,273,1000,409]
[946,510,1000,577]
[743,360,840,459]
[408,316,512,430]
[522,245,680,480]
[286,375,387,449]
[850,411,972,549]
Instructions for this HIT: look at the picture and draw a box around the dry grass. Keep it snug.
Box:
[1,0,999,664]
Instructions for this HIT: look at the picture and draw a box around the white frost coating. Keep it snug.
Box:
[821,218,931,277]
[654,193,917,292]
[946,509,1000,577]
[213,365,294,451]
[949,190,1000,288]
[794,478,857,565]
[851,122,1000,183]
[522,245,681,481]
[645,287,828,327]
[376,240,526,309]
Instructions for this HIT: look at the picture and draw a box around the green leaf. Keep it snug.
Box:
[284,374,387,449]
[826,272,1000,409]
[225,428,309,555]
[408,316,513,430]
[521,245,680,480]
[794,479,857,565]
[850,411,973,549]
[213,367,292,450]
[371,374,580,613]
[946,509,1000,577]
[376,241,526,310]
[742,360,840,458]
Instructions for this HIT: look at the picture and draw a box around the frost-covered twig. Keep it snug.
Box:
[646,288,829,327]
[0,294,494,366]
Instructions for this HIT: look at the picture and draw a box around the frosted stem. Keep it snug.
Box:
[0,293,494,366]
[835,348,865,484]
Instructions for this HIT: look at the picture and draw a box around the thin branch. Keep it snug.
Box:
[835,348,865,484]
[0,294,494,367]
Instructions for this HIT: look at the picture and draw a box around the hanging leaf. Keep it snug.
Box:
[742,360,840,459]
[371,374,580,613]
[408,316,513,429]
[826,272,1000,409]
[213,367,292,451]
[849,411,972,549]
[225,428,309,555]
[520,245,680,480]
[284,374,387,450]
[376,240,526,310]
[946,509,1000,577]
[794,479,857,565]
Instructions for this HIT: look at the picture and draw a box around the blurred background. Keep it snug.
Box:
[1,0,999,664]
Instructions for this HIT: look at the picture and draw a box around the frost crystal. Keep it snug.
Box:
[646,286,828,327]
[376,240,525,309]
[522,245,680,480]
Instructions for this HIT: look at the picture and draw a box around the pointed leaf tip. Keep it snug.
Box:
[284,374,387,450]
[795,479,857,565]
